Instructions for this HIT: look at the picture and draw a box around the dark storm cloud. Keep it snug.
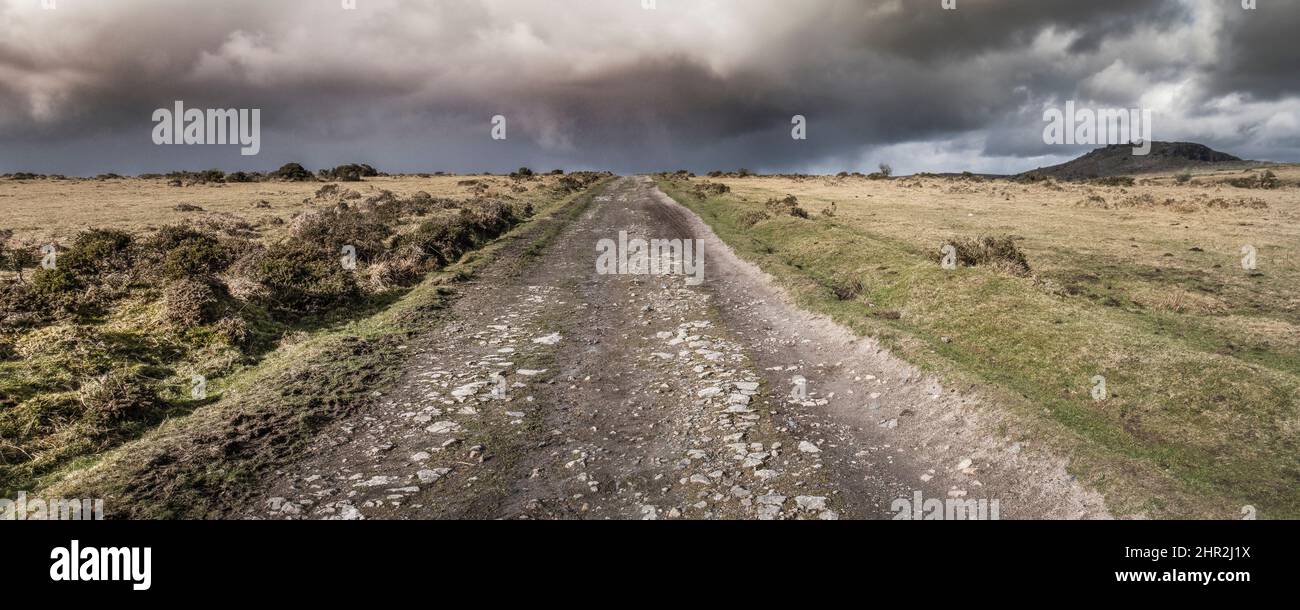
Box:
[0,0,1295,175]
[1206,2,1300,99]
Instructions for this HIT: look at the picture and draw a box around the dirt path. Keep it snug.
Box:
[243,177,1109,520]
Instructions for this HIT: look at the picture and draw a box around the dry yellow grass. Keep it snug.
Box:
[1,172,604,497]
[0,174,566,244]
[711,167,1300,355]
[714,166,1300,284]
[662,165,1300,517]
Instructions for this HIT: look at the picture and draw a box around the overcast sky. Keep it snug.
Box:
[0,0,1296,176]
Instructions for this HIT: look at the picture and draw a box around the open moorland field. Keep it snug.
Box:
[658,166,1300,518]
[0,172,568,244]
[0,170,610,500]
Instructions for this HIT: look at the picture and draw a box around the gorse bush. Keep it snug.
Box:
[1090,176,1136,187]
[765,195,810,219]
[692,182,730,198]
[61,229,134,277]
[271,163,315,182]
[936,235,1032,276]
[30,267,79,296]
[472,200,520,237]
[161,278,220,327]
[319,164,379,182]
[0,177,604,494]
[1226,170,1280,190]
[399,201,523,267]
[289,208,392,262]
[553,172,610,194]
[251,241,361,316]
[400,213,479,267]
[152,228,231,280]
[0,230,34,278]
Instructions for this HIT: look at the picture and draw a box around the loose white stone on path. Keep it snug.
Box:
[533,333,562,345]
[418,468,451,484]
[795,496,828,511]
[355,475,399,488]
[427,421,464,435]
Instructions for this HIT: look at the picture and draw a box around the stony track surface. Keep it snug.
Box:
[245,177,1109,520]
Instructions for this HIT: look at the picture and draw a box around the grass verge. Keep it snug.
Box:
[36,179,612,518]
[657,175,1300,519]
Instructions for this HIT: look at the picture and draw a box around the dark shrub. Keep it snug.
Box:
[1091,176,1136,187]
[367,245,429,289]
[397,202,520,269]
[554,175,583,193]
[252,241,359,315]
[289,208,391,261]
[471,201,520,238]
[692,182,730,198]
[320,164,378,181]
[197,169,226,184]
[316,164,376,182]
[271,163,315,182]
[320,165,362,182]
[1227,170,1280,189]
[0,231,36,278]
[402,213,479,266]
[61,229,134,277]
[161,278,219,327]
[149,225,208,251]
[395,192,457,218]
[937,235,1032,276]
[148,228,230,280]
[30,267,79,296]
[765,195,810,219]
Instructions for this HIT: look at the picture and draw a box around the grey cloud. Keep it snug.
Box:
[0,0,1295,175]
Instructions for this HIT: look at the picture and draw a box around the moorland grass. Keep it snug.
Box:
[658,169,1300,519]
